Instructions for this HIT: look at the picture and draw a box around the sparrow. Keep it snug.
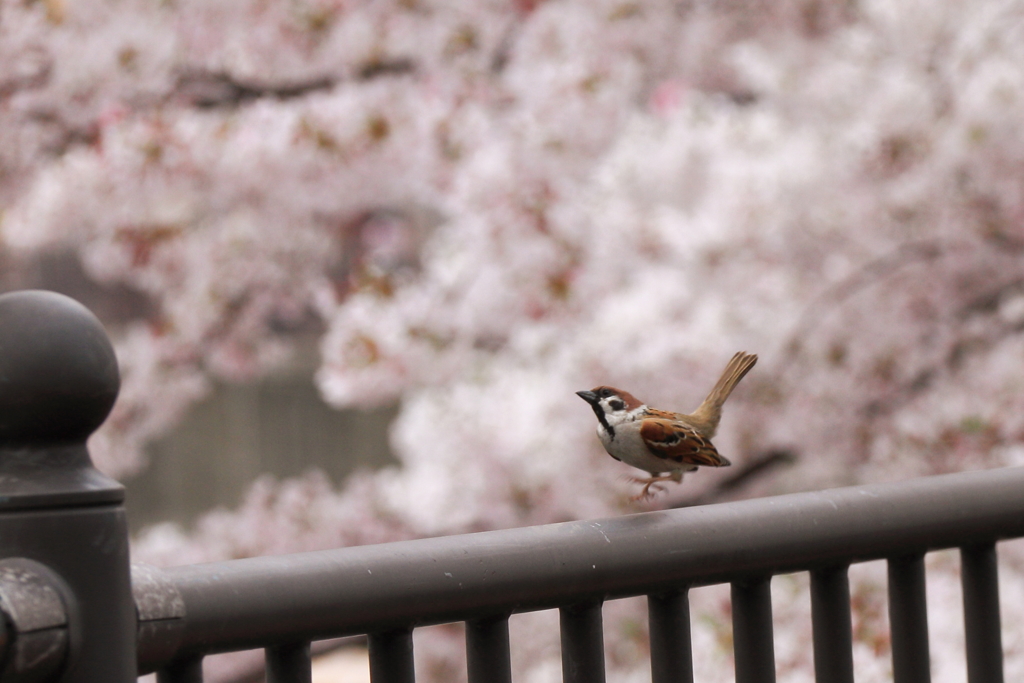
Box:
[577,351,757,500]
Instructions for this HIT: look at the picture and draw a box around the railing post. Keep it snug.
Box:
[369,629,416,683]
[466,616,512,683]
[648,589,694,683]
[961,543,1003,683]
[266,642,312,683]
[560,602,606,683]
[0,290,135,681]
[888,554,931,683]
[732,577,776,683]
[810,565,854,683]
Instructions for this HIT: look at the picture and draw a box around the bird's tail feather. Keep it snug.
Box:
[689,351,757,436]
[704,351,757,408]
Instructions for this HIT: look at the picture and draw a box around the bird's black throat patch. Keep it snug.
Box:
[590,404,615,439]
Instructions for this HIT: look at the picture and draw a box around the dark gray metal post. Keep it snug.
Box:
[368,629,415,683]
[158,656,204,683]
[810,566,854,683]
[648,590,693,683]
[0,291,134,681]
[560,602,606,683]
[466,616,512,683]
[731,577,775,683]
[888,554,931,683]
[266,642,312,683]
[961,543,1003,683]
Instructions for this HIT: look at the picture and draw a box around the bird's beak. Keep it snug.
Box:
[576,390,599,405]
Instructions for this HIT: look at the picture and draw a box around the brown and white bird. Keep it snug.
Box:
[577,352,757,500]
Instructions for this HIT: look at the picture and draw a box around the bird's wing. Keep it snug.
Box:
[639,417,731,467]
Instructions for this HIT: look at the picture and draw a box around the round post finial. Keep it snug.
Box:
[0,290,120,446]
[0,290,123,508]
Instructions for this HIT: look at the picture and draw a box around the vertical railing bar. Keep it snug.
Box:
[466,615,513,683]
[888,553,931,683]
[369,629,416,683]
[157,655,204,683]
[648,589,694,683]
[560,601,607,683]
[731,577,776,683]
[961,543,1004,683]
[266,642,312,683]
[810,565,854,683]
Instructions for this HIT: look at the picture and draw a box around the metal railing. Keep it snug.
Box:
[0,289,1018,683]
[140,466,1019,683]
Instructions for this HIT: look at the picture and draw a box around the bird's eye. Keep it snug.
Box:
[598,388,611,398]
[609,399,625,411]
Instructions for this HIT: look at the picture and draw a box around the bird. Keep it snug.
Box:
[576,352,757,500]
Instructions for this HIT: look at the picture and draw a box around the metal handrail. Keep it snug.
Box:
[138,465,1024,673]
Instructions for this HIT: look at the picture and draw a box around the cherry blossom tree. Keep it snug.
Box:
[4,0,1024,680]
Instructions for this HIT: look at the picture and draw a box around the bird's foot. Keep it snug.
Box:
[627,475,675,501]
